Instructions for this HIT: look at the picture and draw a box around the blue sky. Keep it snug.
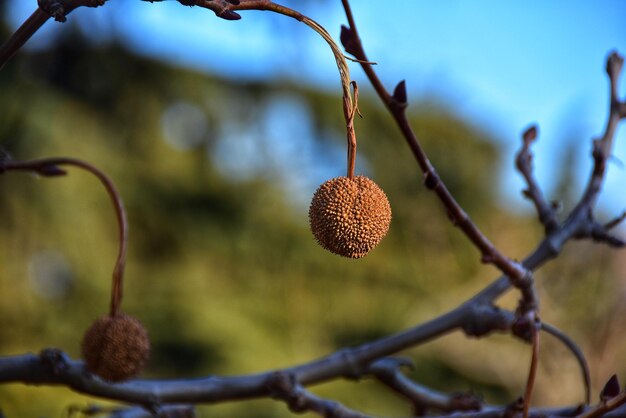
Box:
[6,1,626,216]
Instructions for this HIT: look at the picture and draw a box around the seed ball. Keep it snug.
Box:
[81,314,150,382]
[309,175,391,258]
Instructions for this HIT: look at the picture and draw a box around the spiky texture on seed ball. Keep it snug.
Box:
[81,314,150,382]
[309,175,391,258]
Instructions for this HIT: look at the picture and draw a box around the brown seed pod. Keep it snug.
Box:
[309,175,391,258]
[81,314,150,382]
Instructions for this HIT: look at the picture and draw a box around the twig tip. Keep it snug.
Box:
[606,51,624,79]
[522,125,538,144]
[393,80,407,105]
[216,9,241,20]
[39,164,67,177]
[340,25,358,56]
[601,374,621,401]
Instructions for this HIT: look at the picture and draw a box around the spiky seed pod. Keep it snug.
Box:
[309,175,391,258]
[81,314,150,382]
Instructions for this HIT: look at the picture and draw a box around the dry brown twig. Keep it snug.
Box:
[1,0,625,417]
[0,157,129,317]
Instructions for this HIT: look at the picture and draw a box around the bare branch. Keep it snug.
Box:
[336,11,624,418]
[540,323,591,405]
[108,405,196,418]
[368,358,482,415]
[267,372,370,418]
[0,8,50,70]
[604,211,626,230]
[587,222,626,248]
[566,52,625,231]
[4,350,608,418]
[338,0,536,307]
[574,376,626,418]
[0,305,465,404]
[65,404,196,418]
[579,391,626,418]
[463,51,626,306]
[0,305,525,410]
[0,0,109,69]
[515,125,559,233]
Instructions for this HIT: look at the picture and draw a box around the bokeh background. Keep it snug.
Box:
[1,1,626,416]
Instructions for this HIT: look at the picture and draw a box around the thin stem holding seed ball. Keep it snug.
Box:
[346,82,360,179]
[522,316,540,418]
[297,14,358,179]
[220,3,359,179]
[0,157,128,317]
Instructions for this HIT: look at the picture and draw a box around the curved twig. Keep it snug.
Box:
[368,357,482,415]
[178,0,362,180]
[0,157,128,317]
[540,323,591,405]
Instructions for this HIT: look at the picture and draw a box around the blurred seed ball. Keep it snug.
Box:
[81,314,150,382]
[309,175,391,258]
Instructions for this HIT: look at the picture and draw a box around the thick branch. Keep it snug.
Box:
[0,303,516,407]
[540,323,591,405]
[426,404,626,418]
[2,349,616,418]
[0,0,107,70]
[267,372,369,418]
[66,404,195,418]
[0,9,50,71]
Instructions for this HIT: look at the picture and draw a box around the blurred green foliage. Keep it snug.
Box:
[0,20,625,418]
